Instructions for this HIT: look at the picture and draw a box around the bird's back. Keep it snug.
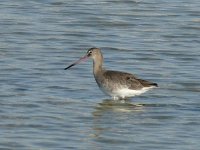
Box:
[101,70,157,89]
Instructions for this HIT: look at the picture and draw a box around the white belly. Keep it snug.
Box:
[108,87,154,100]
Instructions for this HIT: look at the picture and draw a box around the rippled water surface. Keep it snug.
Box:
[0,0,200,149]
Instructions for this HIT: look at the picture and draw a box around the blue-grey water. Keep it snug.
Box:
[0,0,200,149]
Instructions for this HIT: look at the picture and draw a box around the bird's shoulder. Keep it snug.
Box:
[102,70,138,81]
[102,70,142,89]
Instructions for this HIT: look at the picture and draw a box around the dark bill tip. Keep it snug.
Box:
[64,64,75,70]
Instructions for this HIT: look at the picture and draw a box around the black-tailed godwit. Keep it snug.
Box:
[65,48,158,100]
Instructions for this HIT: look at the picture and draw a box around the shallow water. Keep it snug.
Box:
[0,0,200,149]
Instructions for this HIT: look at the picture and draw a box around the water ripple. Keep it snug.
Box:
[0,0,200,149]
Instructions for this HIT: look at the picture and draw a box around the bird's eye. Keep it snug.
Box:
[87,50,92,55]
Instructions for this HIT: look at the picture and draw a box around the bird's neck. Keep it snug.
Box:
[93,54,103,76]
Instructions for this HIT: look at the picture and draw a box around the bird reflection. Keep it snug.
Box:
[93,99,144,116]
[90,99,145,141]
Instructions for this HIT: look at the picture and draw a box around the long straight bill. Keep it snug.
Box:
[64,55,88,70]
